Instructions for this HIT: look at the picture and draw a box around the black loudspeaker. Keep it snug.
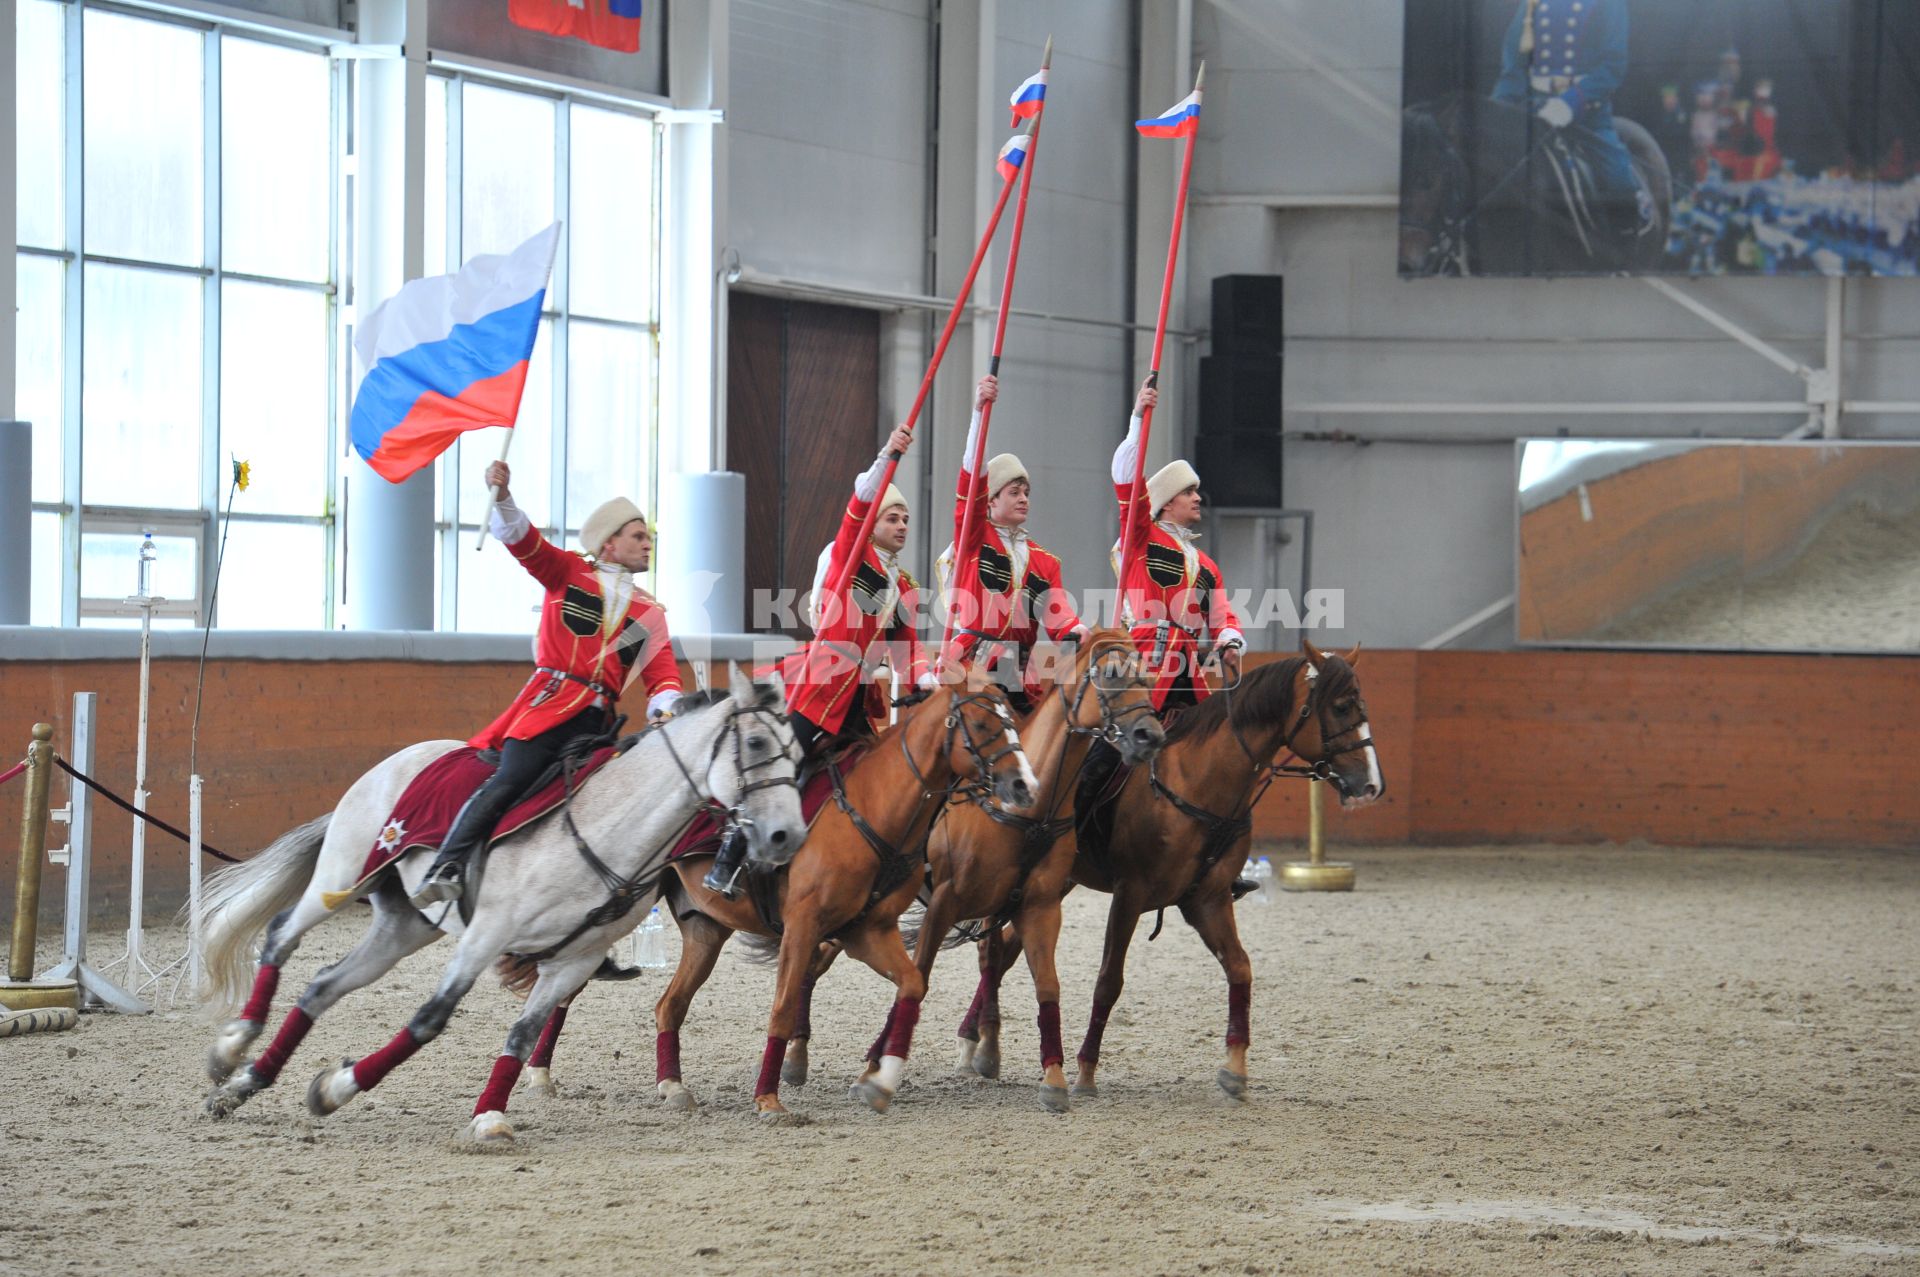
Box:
[1196,275,1284,508]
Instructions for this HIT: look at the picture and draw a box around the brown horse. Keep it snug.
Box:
[962,640,1383,1103]
[653,663,1038,1117]
[782,630,1168,1112]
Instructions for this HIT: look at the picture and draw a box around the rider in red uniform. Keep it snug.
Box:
[702,425,931,897]
[1110,377,1244,712]
[935,374,1087,708]
[411,459,683,908]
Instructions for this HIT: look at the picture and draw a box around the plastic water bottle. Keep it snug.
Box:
[1244,855,1276,905]
[633,904,672,969]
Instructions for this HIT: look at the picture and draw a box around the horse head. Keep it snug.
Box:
[1066,629,1166,765]
[712,665,809,868]
[936,662,1039,814]
[1293,639,1385,809]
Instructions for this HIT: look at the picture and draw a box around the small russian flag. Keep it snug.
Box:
[1136,89,1202,138]
[1009,69,1048,124]
[996,132,1031,183]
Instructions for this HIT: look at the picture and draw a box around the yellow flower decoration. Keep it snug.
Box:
[233,459,251,492]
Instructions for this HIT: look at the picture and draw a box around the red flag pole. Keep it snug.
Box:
[1117,62,1204,623]
[941,40,1052,666]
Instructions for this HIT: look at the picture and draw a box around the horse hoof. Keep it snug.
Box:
[202,1074,254,1119]
[306,1061,361,1117]
[657,1083,697,1113]
[1216,1068,1249,1101]
[781,1057,809,1087]
[1038,1083,1070,1114]
[954,1039,977,1073]
[1070,1081,1099,1099]
[754,1096,792,1122]
[970,1044,1001,1080]
[206,1019,262,1084]
[523,1067,557,1098]
[466,1110,514,1144]
[849,1079,893,1113]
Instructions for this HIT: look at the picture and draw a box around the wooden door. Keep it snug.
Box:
[726,292,880,635]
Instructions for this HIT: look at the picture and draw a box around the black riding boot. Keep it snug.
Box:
[410,785,512,907]
[702,826,749,899]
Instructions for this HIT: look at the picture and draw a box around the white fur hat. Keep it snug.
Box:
[985,452,1029,498]
[877,483,908,516]
[1146,460,1200,517]
[580,496,647,556]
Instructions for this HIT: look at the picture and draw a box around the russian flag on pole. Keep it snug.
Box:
[995,132,1032,183]
[508,0,642,54]
[1008,69,1048,124]
[349,223,559,484]
[1136,89,1202,138]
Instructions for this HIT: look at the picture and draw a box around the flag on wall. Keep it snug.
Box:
[349,224,559,483]
[508,0,643,54]
[1136,89,1202,138]
[1008,69,1048,124]
[995,132,1031,182]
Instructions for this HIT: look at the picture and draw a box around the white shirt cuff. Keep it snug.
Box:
[489,498,532,544]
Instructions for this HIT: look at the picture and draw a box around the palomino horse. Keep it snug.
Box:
[196,673,806,1142]
[782,630,1167,1112]
[963,641,1383,1103]
[655,663,1038,1117]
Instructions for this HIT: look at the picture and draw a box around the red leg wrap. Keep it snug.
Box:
[794,974,816,1041]
[529,1005,568,1070]
[1077,998,1114,1067]
[249,1006,313,1085]
[474,1054,523,1115]
[867,1002,898,1065]
[656,1030,682,1083]
[351,1026,424,1092]
[1227,981,1252,1047]
[239,964,280,1024]
[883,996,922,1060]
[957,977,989,1042]
[1037,1001,1064,1069]
[754,1035,787,1099]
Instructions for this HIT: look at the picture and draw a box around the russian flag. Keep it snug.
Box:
[995,132,1031,183]
[508,0,642,54]
[1009,69,1048,124]
[349,224,559,484]
[1136,89,1202,138]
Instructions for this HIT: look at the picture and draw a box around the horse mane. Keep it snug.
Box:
[1161,655,1353,747]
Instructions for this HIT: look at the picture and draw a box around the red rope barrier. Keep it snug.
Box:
[0,759,24,787]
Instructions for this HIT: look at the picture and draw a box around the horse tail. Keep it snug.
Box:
[193,814,331,1014]
[735,931,781,965]
[496,954,539,998]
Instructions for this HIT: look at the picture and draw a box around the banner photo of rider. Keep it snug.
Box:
[1399,0,1920,277]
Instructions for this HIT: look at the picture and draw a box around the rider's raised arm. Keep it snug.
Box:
[953,375,997,548]
[492,492,576,591]
[1111,380,1156,552]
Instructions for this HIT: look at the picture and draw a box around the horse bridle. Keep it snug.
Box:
[1224,663,1374,795]
[909,688,1028,801]
[656,698,803,838]
[1058,645,1160,748]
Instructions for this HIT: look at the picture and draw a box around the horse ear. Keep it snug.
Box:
[724,660,744,694]
[1301,636,1329,669]
[1342,641,1362,668]
[757,669,789,711]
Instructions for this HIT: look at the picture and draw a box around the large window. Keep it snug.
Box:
[16,2,335,627]
[425,76,661,633]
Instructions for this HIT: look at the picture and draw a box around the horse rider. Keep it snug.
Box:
[1491,0,1654,242]
[935,373,1088,709]
[410,460,683,910]
[702,425,934,898]
[1076,377,1251,889]
[1109,376,1244,715]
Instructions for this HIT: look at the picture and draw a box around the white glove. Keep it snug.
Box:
[1537,96,1574,129]
[917,670,940,690]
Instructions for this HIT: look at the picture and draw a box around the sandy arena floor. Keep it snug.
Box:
[3,844,1916,1277]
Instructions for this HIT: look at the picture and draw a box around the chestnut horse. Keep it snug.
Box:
[782,630,1167,1111]
[654,663,1037,1117]
[963,640,1383,1102]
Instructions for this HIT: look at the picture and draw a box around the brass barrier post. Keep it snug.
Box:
[1280,777,1355,892]
[3,723,78,1009]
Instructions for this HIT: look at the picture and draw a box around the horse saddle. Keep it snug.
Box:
[322,743,622,912]
[1072,740,1135,864]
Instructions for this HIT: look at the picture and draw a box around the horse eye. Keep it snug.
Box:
[748,736,768,751]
